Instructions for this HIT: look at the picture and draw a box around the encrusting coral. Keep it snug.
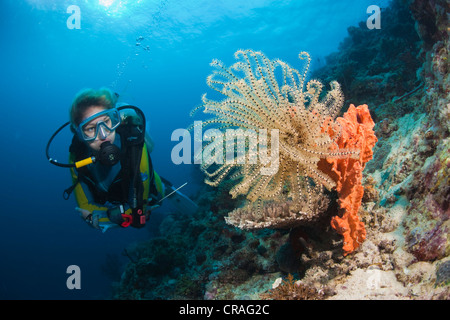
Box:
[260,274,326,300]
[190,49,377,255]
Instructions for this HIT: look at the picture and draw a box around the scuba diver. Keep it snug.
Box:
[46,87,197,232]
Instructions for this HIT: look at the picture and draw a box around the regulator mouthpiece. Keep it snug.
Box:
[98,141,121,166]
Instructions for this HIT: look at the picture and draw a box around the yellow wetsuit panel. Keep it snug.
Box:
[140,143,150,212]
[153,171,164,198]
[69,140,160,224]
[69,153,112,223]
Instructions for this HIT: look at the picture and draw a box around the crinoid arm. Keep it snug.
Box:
[189,49,367,230]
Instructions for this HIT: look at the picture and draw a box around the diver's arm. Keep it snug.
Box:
[70,159,132,232]
[73,180,120,232]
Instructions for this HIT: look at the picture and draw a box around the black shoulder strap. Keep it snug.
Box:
[117,117,147,228]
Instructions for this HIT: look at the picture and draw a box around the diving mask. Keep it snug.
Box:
[77,108,121,142]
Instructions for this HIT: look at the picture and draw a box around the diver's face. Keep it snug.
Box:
[81,106,116,152]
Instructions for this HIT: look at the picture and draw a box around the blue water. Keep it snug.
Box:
[0,0,390,299]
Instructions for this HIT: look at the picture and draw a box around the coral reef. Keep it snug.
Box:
[190,49,376,255]
[435,260,450,287]
[113,203,286,299]
[260,274,327,300]
[225,195,329,230]
[313,0,422,111]
[329,268,409,299]
[111,0,449,301]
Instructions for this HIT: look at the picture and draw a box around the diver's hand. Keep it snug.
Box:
[148,204,160,211]
[144,204,160,218]
[76,207,91,219]
[75,207,100,229]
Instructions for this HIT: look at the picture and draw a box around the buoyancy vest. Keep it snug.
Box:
[67,108,164,228]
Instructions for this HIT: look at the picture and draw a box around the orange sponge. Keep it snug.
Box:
[319,104,377,255]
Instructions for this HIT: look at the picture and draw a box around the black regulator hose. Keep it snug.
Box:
[46,121,75,168]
